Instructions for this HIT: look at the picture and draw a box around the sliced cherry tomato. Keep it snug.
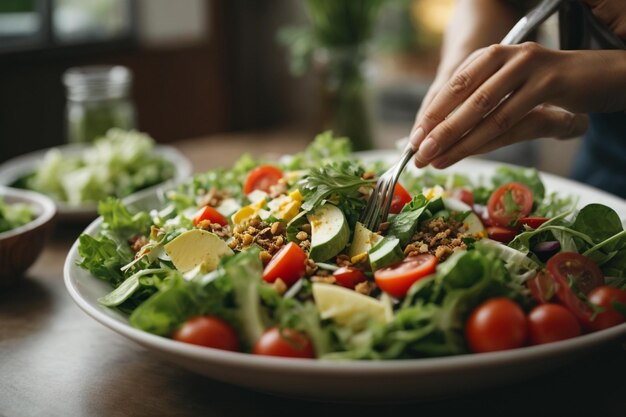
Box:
[333,266,367,289]
[527,270,556,304]
[172,316,239,351]
[519,216,549,229]
[546,254,602,327]
[243,165,284,195]
[527,304,581,345]
[486,226,519,243]
[487,182,533,227]
[465,298,528,353]
[263,242,307,286]
[451,187,475,207]
[253,327,315,359]
[193,205,228,226]
[547,252,604,296]
[374,254,438,298]
[586,286,626,331]
[389,183,412,214]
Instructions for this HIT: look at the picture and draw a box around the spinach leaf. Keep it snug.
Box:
[572,204,625,251]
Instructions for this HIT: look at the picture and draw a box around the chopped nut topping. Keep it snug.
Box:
[354,281,375,296]
[311,275,336,285]
[273,278,288,295]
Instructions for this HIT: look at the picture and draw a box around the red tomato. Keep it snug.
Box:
[527,304,581,345]
[253,327,315,359]
[374,254,438,298]
[451,187,475,207]
[487,182,533,227]
[546,253,602,327]
[172,316,239,351]
[547,252,604,296]
[193,205,228,226]
[519,216,549,229]
[333,266,367,289]
[389,183,412,214]
[243,165,284,195]
[586,286,626,331]
[465,298,528,353]
[527,270,556,304]
[486,226,518,243]
[263,242,307,286]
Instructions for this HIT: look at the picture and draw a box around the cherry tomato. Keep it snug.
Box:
[527,270,556,304]
[263,242,307,286]
[519,216,549,229]
[546,254,602,327]
[374,254,438,298]
[486,226,519,243]
[465,298,528,353]
[586,286,626,331]
[451,187,475,207]
[547,252,604,296]
[527,304,581,345]
[389,183,412,214]
[193,205,228,226]
[243,165,284,195]
[172,316,240,351]
[253,327,315,359]
[487,182,533,227]
[333,266,367,289]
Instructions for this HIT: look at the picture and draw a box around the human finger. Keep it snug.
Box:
[429,105,588,168]
[410,45,509,151]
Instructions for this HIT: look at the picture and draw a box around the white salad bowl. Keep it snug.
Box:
[64,154,626,402]
[0,143,192,222]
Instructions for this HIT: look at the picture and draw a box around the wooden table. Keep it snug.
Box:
[2,132,626,417]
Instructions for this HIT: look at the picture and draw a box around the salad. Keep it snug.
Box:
[0,197,34,234]
[14,129,176,206]
[77,131,626,359]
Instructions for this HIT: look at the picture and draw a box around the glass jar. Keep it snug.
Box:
[63,65,136,143]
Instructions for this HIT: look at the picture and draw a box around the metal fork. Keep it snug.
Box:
[360,0,568,231]
[361,143,415,231]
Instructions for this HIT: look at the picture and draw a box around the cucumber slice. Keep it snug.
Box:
[369,236,404,271]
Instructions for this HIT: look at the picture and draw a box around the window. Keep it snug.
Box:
[0,0,135,54]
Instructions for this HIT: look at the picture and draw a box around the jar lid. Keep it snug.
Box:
[63,65,133,101]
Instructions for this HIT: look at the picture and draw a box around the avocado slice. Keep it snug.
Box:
[348,221,383,259]
[164,229,233,273]
[307,203,350,262]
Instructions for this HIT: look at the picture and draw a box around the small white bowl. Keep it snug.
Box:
[0,187,56,287]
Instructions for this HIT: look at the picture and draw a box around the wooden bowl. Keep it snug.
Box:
[0,187,56,287]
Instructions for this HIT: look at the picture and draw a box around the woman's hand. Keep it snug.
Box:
[410,42,626,168]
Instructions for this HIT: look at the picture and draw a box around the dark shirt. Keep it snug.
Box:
[573,113,626,198]
[507,0,626,198]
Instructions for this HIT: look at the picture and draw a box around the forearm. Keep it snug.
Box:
[437,0,523,79]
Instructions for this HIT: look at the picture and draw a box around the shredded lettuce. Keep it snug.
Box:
[19,129,176,205]
[0,197,34,233]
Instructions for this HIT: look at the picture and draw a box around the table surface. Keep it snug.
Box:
[2,131,626,417]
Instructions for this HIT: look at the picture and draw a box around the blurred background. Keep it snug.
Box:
[0,0,581,175]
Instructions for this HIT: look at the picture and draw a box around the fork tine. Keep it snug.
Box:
[360,143,416,231]
[361,179,384,228]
